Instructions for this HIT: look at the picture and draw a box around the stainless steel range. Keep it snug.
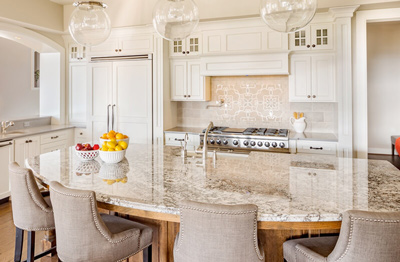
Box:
[200,126,290,153]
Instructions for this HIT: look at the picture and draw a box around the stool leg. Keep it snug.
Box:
[143,245,152,262]
[392,144,395,156]
[14,227,24,262]
[27,231,35,262]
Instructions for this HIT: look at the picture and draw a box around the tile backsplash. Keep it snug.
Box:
[178,76,337,133]
[177,76,337,134]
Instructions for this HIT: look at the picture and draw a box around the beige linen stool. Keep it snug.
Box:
[49,181,153,262]
[9,162,57,262]
[283,210,400,262]
[173,200,265,262]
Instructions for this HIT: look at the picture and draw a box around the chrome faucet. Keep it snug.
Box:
[196,121,214,167]
[1,121,14,133]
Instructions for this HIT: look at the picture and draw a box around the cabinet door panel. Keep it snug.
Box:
[89,63,113,120]
[290,27,311,51]
[312,55,335,102]
[187,61,204,101]
[311,24,333,50]
[187,35,202,56]
[69,63,87,124]
[289,56,312,102]
[28,137,41,159]
[14,138,27,167]
[89,38,119,56]
[171,61,187,101]
[92,121,108,143]
[119,35,153,55]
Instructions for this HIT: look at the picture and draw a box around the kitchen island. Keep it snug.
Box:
[26,144,400,261]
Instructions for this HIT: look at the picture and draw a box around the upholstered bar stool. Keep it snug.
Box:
[9,162,56,262]
[49,181,153,262]
[173,200,265,262]
[283,210,400,262]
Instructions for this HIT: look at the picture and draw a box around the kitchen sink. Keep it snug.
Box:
[4,131,26,135]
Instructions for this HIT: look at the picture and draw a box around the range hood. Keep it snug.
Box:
[200,53,289,76]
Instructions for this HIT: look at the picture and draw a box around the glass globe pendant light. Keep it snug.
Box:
[153,0,199,41]
[69,1,111,46]
[260,0,317,33]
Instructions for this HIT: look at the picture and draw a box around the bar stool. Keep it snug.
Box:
[173,200,265,262]
[283,210,400,262]
[9,162,56,262]
[49,181,153,262]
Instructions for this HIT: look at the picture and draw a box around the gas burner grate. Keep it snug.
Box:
[266,129,278,136]
[243,128,257,135]
[278,129,289,137]
[202,126,228,133]
[256,128,267,135]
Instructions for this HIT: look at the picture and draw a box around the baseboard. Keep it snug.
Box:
[0,197,10,205]
[368,147,398,155]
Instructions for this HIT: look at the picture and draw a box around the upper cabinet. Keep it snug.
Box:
[69,43,87,62]
[202,27,288,55]
[89,34,154,57]
[290,24,333,51]
[170,35,202,57]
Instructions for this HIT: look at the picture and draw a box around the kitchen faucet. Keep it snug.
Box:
[1,121,14,133]
[196,121,214,167]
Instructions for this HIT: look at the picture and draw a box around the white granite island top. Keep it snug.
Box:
[26,144,400,222]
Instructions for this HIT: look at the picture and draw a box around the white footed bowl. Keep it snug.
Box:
[99,150,126,164]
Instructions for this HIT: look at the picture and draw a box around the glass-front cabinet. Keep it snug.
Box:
[290,24,333,51]
[170,35,202,57]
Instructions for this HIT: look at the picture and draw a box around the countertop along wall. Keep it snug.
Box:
[0,38,40,121]
[177,76,337,133]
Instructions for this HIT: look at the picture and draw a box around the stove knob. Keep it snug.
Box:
[250,141,256,146]
[279,142,285,148]
[233,140,239,146]
[210,139,215,144]
[243,141,249,146]
[216,139,222,145]
[257,141,263,147]
[265,142,270,147]
[223,140,228,145]
[272,142,278,148]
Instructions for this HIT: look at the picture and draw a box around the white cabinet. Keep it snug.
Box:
[88,60,153,144]
[69,43,87,62]
[170,35,202,57]
[164,132,200,151]
[0,141,13,200]
[289,54,335,102]
[202,27,288,55]
[89,35,154,57]
[296,140,337,155]
[290,24,333,51]
[74,128,90,144]
[14,136,40,167]
[171,60,211,101]
[68,63,87,124]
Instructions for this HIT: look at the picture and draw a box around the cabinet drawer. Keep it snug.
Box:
[41,140,68,154]
[164,133,200,147]
[296,141,337,155]
[41,131,68,145]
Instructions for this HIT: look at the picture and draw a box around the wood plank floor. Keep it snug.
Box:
[0,201,58,262]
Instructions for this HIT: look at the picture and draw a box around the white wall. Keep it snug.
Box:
[367,21,400,154]
[0,37,39,121]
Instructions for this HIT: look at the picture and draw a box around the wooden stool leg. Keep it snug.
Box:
[143,245,152,262]
[14,227,24,262]
[27,231,35,262]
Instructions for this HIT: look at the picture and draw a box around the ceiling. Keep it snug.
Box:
[50,0,75,4]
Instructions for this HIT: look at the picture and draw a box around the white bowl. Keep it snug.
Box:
[75,149,99,161]
[75,160,101,174]
[99,150,126,164]
[98,159,130,180]
[99,137,130,146]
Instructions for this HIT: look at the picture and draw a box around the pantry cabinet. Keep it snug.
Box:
[88,59,153,144]
[68,63,87,124]
[170,35,202,57]
[289,54,335,102]
[290,24,333,51]
[171,60,211,101]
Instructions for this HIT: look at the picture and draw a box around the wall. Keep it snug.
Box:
[367,21,400,154]
[0,0,63,32]
[177,76,337,133]
[0,37,39,121]
[63,0,400,30]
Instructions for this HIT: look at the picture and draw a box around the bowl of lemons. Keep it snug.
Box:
[99,138,129,164]
[99,130,129,146]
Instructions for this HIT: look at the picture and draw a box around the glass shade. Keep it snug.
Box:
[260,0,317,33]
[69,2,111,46]
[153,0,199,41]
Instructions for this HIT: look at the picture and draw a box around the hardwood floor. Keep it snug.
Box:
[368,154,400,170]
[0,201,57,262]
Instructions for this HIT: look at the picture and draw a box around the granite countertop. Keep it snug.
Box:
[0,125,75,142]
[164,127,338,142]
[26,144,400,222]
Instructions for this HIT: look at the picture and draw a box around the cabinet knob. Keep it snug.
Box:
[187,51,190,54]
[188,95,191,98]
[119,49,122,52]
[184,95,187,98]
[115,49,118,52]
[307,95,311,98]
[313,95,316,98]
[312,44,316,48]
[307,45,311,48]
[25,140,29,143]
[29,140,32,143]
[182,51,186,54]
[80,132,83,135]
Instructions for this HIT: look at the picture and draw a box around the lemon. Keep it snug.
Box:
[101,133,108,139]
[107,180,115,185]
[116,178,121,182]
[116,133,124,140]
[101,146,108,151]
[118,141,128,150]
[124,135,128,139]
[121,179,127,184]
[110,138,117,142]
[107,141,117,149]
[115,145,123,151]
[102,141,108,147]
[108,148,115,152]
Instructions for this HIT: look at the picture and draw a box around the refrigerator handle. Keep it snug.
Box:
[112,104,116,131]
[107,104,111,132]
